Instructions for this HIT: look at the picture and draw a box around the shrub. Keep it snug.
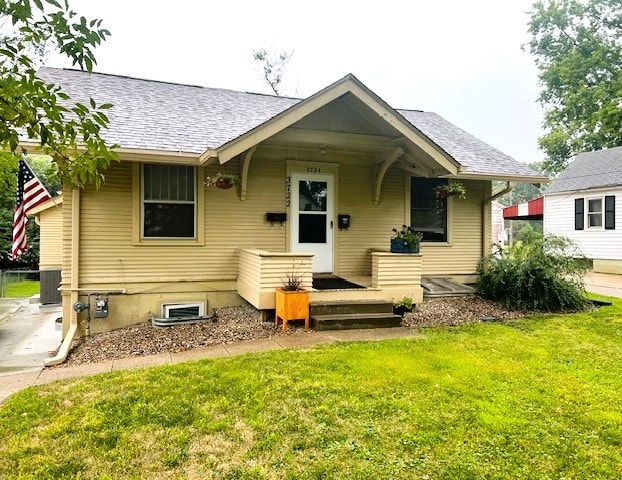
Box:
[476,234,588,311]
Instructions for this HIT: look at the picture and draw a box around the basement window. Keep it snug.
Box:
[162,302,205,319]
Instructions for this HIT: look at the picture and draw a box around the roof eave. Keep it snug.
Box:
[456,172,550,184]
[17,141,203,165]
[28,194,63,215]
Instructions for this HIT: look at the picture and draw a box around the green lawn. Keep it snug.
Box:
[1,301,621,479]
[3,280,39,298]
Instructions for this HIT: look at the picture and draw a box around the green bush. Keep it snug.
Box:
[476,234,588,311]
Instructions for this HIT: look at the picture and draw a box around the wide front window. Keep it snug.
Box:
[142,164,196,238]
[410,177,447,242]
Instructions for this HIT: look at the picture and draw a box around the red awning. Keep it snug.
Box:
[503,197,543,220]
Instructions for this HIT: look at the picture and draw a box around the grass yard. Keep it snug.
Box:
[1,301,621,479]
[3,280,39,298]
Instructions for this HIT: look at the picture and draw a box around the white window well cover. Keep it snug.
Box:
[162,302,205,318]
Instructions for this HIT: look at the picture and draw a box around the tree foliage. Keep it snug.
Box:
[252,48,293,95]
[477,234,588,311]
[0,0,118,188]
[527,0,622,175]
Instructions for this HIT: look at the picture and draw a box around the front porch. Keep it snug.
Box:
[236,248,424,310]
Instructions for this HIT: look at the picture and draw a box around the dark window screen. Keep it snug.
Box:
[299,214,327,243]
[410,177,447,242]
[144,203,195,238]
[143,164,195,238]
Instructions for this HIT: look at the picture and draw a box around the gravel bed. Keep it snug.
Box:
[54,297,527,367]
[402,296,526,328]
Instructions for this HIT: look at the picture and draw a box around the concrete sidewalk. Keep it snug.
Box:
[0,327,424,405]
[584,272,622,298]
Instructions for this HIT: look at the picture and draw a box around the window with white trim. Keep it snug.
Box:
[410,177,448,242]
[142,164,196,238]
[587,198,603,228]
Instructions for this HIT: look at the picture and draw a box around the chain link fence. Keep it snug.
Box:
[0,269,40,298]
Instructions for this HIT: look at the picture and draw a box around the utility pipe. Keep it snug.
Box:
[481,181,513,258]
[45,187,81,366]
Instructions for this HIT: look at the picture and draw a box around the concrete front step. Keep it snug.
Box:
[310,299,392,316]
[312,313,402,331]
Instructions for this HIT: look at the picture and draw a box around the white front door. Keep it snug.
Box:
[291,173,334,273]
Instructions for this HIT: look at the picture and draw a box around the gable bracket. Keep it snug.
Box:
[240,146,257,201]
[374,146,404,205]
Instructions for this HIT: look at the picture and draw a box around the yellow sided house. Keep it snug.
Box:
[35,67,544,361]
[28,195,63,305]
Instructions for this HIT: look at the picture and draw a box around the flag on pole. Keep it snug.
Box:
[11,155,52,259]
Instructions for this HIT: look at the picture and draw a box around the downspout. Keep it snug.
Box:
[44,187,80,366]
[481,181,513,258]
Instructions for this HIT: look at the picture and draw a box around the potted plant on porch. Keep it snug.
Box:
[392,296,414,316]
[204,173,241,189]
[391,225,423,253]
[275,267,309,332]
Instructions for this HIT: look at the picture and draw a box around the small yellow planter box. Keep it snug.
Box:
[275,287,310,332]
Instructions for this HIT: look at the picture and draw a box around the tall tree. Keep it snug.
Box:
[252,48,293,95]
[527,0,622,175]
[0,0,118,188]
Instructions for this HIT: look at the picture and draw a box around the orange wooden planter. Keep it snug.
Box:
[275,287,309,332]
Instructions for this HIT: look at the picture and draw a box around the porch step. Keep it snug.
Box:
[312,313,402,331]
[310,300,401,331]
[310,299,391,316]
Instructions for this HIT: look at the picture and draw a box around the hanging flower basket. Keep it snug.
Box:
[205,173,241,189]
[215,178,234,189]
[433,182,467,199]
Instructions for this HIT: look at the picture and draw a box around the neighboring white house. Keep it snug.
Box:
[544,146,622,274]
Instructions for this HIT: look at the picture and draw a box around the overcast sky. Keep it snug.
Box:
[49,0,544,165]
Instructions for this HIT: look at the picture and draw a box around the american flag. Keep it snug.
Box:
[11,156,52,259]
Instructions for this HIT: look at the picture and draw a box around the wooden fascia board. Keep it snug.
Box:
[16,141,201,165]
[454,172,550,185]
[27,195,63,215]
[116,149,201,164]
[198,149,219,165]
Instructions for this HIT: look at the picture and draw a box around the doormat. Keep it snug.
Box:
[312,276,366,290]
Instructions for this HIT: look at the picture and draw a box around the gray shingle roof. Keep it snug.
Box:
[37,67,299,153]
[545,146,622,194]
[37,67,541,179]
[398,110,539,177]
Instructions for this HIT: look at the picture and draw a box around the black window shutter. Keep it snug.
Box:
[605,195,615,230]
[575,198,584,230]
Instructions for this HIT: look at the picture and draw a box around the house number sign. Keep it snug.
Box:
[285,176,291,207]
